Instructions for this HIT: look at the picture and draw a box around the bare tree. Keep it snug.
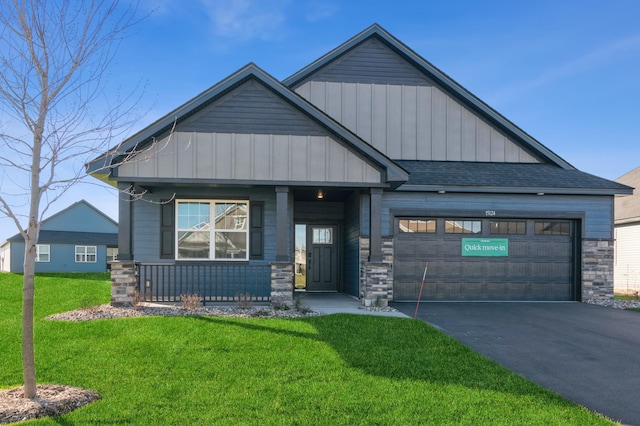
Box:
[0,0,143,399]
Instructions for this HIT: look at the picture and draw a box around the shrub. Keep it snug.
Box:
[270,295,291,311]
[180,293,201,312]
[235,293,253,310]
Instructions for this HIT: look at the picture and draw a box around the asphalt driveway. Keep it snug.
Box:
[391,302,640,425]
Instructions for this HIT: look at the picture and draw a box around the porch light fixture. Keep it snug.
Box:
[317,189,324,199]
[145,279,151,288]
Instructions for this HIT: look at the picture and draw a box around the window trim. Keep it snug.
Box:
[175,199,250,261]
[36,244,50,262]
[75,245,97,263]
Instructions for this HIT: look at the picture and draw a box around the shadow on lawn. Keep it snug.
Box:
[35,272,111,281]
[193,313,561,400]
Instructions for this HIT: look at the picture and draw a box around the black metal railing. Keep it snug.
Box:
[138,263,271,304]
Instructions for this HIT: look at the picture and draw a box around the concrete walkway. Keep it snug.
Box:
[392,301,640,425]
[297,293,407,317]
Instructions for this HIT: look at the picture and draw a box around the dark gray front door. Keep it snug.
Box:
[306,225,338,291]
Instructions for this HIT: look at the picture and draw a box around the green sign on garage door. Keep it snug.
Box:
[462,238,508,256]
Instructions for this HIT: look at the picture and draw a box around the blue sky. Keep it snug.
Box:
[2,0,640,241]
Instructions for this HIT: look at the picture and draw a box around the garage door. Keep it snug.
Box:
[394,218,577,301]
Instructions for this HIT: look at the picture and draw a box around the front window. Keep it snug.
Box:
[75,246,96,263]
[176,200,248,260]
[36,245,50,262]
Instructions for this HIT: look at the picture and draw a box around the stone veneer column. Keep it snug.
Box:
[582,239,614,302]
[110,261,138,307]
[360,237,394,307]
[270,262,293,306]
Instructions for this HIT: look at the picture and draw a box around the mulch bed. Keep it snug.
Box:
[0,384,100,424]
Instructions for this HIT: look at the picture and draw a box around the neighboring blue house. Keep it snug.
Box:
[87,24,631,306]
[0,200,118,273]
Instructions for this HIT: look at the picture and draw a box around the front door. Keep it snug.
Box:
[306,225,338,291]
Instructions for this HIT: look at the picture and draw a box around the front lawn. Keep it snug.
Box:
[0,273,613,425]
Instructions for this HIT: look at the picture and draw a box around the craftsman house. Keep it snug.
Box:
[1,200,118,273]
[87,24,631,306]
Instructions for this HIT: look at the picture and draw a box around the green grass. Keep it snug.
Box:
[1,273,614,425]
[614,294,639,301]
[614,294,640,312]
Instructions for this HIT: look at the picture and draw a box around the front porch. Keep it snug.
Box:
[110,261,294,306]
[110,185,394,308]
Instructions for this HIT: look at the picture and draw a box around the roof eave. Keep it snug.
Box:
[396,185,632,196]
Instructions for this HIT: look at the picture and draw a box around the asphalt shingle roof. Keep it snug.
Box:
[8,230,117,245]
[395,161,632,194]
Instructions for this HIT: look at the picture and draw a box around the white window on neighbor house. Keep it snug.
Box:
[36,244,50,262]
[75,245,97,263]
[176,200,249,260]
[107,247,118,261]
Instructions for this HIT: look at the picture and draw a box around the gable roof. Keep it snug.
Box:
[283,23,573,170]
[40,199,118,230]
[87,63,408,186]
[396,161,633,196]
[4,200,118,244]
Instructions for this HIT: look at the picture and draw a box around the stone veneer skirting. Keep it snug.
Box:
[582,239,614,302]
[270,262,294,306]
[360,237,394,307]
[110,261,138,307]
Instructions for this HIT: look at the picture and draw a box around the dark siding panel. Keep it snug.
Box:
[179,80,326,136]
[296,38,433,86]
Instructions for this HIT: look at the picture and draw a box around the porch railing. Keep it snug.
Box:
[138,263,271,304]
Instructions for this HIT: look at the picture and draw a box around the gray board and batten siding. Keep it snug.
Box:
[115,79,384,186]
[290,37,540,164]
